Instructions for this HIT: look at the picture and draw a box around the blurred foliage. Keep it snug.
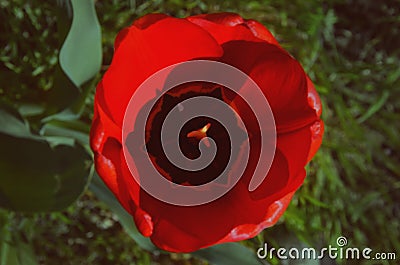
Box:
[0,0,399,264]
[0,0,95,215]
[0,0,59,105]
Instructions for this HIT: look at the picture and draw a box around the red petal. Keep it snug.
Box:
[90,105,104,152]
[305,76,324,162]
[90,84,122,148]
[276,126,312,184]
[307,76,322,117]
[244,19,279,46]
[94,152,120,203]
[138,144,305,252]
[307,120,324,162]
[94,138,132,214]
[217,190,295,243]
[143,174,302,252]
[94,135,144,224]
[190,13,245,26]
[114,28,129,51]
[220,40,319,134]
[187,13,279,47]
[91,102,154,235]
[187,13,264,45]
[100,14,223,127]
[133,206,153,237]
[133,13,170,29]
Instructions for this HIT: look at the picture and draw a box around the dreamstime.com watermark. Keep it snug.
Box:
[257,236,397,261]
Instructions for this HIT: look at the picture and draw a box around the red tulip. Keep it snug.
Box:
[90,12,324,252]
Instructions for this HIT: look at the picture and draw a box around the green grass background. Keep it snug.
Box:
[0,0,399,264]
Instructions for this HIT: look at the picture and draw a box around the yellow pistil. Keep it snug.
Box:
[187,123,211,147]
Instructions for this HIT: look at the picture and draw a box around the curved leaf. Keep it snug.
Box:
[0,109,92,212]
[59,0,102,87]
[0,134,92,212]
[40,119,90,147]
[0,109,40,141]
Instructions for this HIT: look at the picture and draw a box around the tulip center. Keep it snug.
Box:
[145,82,247,186]
[186,123,211,148]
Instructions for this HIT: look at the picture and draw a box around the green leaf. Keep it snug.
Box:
[46,65,79,114]
[89,173,157,252]
[0,133,92,212]
[43,74,98,120]
[0,109,92,212]
[0,109,40,141]
[40,119,90,147]
[42,108,81,122]
[194,242,266,265]
[357,90,390,123]
[59,0,102,87]
[0,214,39,265]
[0,238,39,265]
[18,104,45,118]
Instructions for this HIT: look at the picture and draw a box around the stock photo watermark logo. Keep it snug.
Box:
[257,236,397,261]
[122,60,276,206]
